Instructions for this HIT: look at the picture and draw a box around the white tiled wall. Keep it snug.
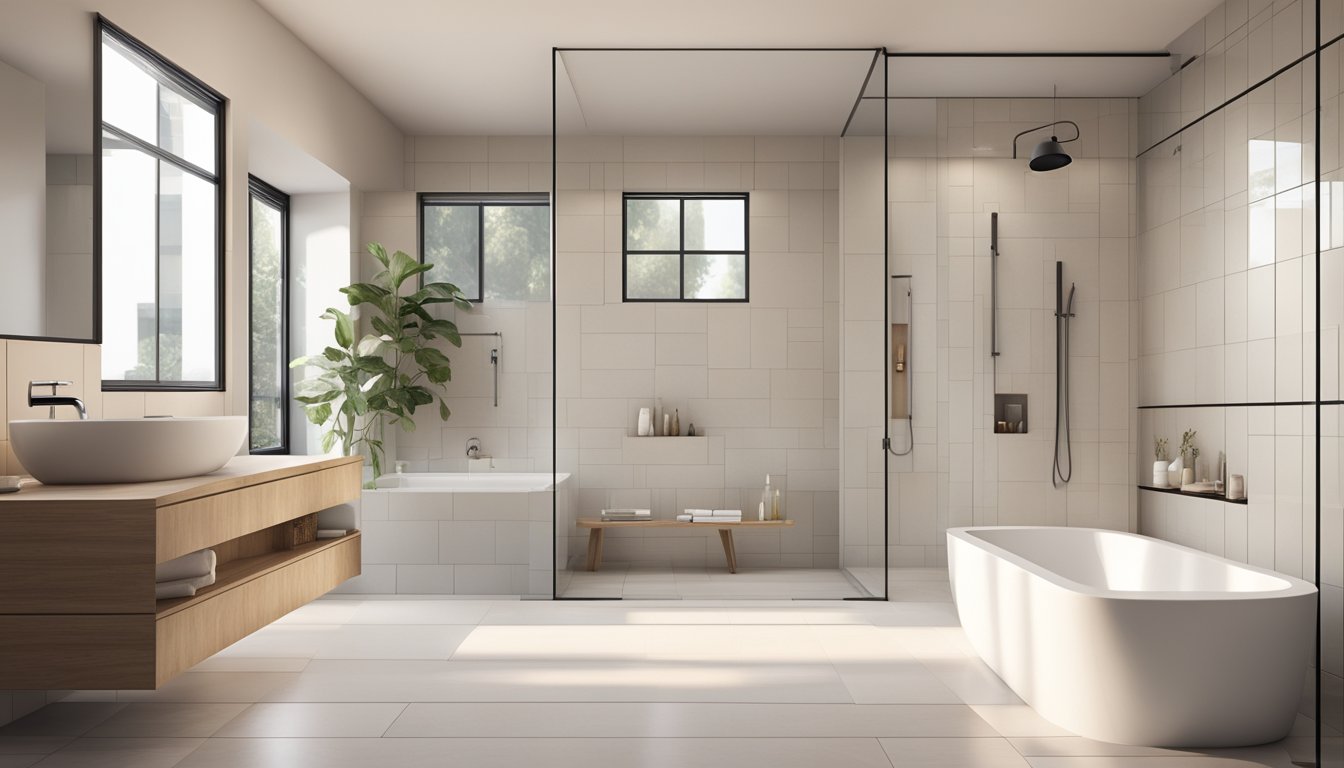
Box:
[1137,0,1339,744]
[361,134,840,575]
[841,97,1140,573]
[556,135,841,570]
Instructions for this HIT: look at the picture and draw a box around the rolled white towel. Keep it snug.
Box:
[156,549,216,583]
[155,571,216,600]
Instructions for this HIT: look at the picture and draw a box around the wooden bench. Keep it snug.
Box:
[576,518,794,573]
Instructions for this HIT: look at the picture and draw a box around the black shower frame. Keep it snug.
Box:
[551,46,888,601]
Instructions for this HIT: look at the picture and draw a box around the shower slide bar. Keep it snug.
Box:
[459,332,502,407]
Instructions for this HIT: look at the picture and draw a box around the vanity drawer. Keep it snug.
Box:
[155,461,361,563]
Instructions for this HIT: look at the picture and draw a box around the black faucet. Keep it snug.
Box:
[28,380,87,420]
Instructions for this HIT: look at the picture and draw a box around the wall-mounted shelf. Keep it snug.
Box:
[1138,484,1247,505]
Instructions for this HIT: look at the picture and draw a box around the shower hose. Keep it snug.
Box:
[1052,300,1073,487]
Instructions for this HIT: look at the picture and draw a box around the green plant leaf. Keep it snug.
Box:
[295,391,340,406]
[370,315,398,338]
[420,319,461,346]
[342,282,391,307]
[306,402,333,426]
[356,335,386,356]
[321,307,354,349]
[367,242,390,269]
[320,429,339,454]
[439,400,450,420]
[407,386,434,406]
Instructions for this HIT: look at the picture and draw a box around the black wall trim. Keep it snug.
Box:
[841,49,882,137]
[886,51,1170,57]
[1138,485,1248,505]
[1138,401,1315,409]
[1136,29,1344,159]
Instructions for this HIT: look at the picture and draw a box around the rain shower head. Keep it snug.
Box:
[1012,120,1080,172]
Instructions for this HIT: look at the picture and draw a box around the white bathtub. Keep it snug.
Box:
[947,526,1316,747]
[346,472,571,597]
[376,472,570,491]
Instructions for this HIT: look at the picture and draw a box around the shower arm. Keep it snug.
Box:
[1011,120,1080,159]
[459,331,503,407]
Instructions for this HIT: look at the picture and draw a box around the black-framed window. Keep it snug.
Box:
[419,193,550,302]
[248,177,288,454]
[623,193,749,302]
[98,17,225,390]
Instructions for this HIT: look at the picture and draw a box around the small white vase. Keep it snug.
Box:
[1151,460,1169,488]
[637,408,652,436]
[1167,455,1184,488]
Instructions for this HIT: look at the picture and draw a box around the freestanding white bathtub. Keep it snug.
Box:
[947,526,1316,747]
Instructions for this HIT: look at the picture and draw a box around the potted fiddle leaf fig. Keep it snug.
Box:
[291,243,470,485]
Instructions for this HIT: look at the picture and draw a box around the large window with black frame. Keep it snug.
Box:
[99,18,225,389]
[419,194,550,302]
[248,176,289,454]
[622,192,748,301]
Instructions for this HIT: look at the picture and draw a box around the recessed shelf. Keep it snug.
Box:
[156,532,359,618]
[1137,485,1247,505]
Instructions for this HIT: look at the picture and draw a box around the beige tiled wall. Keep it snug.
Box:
[360,134,842,574]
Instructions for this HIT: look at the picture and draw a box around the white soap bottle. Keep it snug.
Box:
[760,474,772,521]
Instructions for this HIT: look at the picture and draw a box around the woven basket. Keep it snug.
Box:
[286,513,319,548]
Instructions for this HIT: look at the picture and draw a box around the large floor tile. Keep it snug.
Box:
[83,703,248,738]
[345,599,494,625]
[270,600,360,625]
[835,662,963,704]
[385,702,996,738]
[451,624,832,663]
[213,703,408,738]
[0,705,124,739]
[217,624,474,661]
[177,737,896,768]
[30,738,204,768]
[879,736,1032,767]
[1011,737,1300,768]
[972,705,1074,738]
[189,657,311,673]
[1025,758,1292,767]
[265,659,853,703]
[0,755,40,768]
[114,672,300,704]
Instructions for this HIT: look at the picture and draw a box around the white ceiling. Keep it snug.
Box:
[255,0,1221,136]
[558,50,877,135]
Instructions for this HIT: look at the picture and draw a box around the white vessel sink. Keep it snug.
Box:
[9,416,247,485]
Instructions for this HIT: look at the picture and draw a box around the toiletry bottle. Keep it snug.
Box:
[772,489,781,521]
[760,475,772,522]
[673,409,680,436]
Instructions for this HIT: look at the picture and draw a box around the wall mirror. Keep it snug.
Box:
[0,10,97,342]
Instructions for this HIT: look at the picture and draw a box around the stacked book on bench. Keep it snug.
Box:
[680,509,743,523]
[600,508,651,521]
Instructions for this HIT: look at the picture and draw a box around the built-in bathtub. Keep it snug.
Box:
[339,472,570,596]
[947,526,1316,747]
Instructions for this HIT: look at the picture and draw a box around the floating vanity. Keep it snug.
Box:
[0,455,362,690]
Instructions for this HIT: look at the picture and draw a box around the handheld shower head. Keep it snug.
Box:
[1066,283,1076,317]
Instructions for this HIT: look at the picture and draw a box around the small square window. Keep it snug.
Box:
[623,193,748,302]
[420,194,550,302]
